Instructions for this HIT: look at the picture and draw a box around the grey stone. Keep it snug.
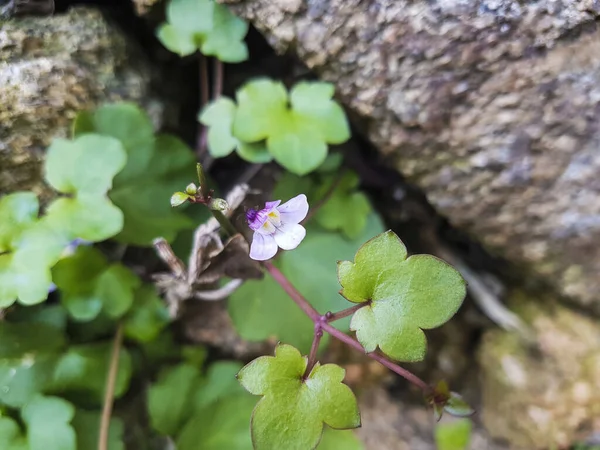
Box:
[0,7,161,203]
[221,0,600,312]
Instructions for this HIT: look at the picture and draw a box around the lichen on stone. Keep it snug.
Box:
[0,7,158,203]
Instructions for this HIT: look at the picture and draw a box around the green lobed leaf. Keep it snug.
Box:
[52,246,140,321]
[199,97,239,157]
[73,104,195,245]
[232,79,349,175]
[0,192,39,252]
[200,97,272,162]
[0,211,71,308]
[233,79,288,143]
[45,135,126,197]
[166,0,214,35]
[0,253,53,307]
[123,284,171,343]
[237,141,272,163]
[338,231,467,362]
[193,361,245,410]
[0,322,65,408]
[148,363,201,436]
[109,134,195,246]
[434,419,472,450]
[317,428,364,450]
[199,3,249,62]
[44,195,124,243]
[157,23,197,56]
[238,344,360,450]
[22,395,76,450]
[72,103,155,183]
[229,214,385,352]
[289,82,350,144]
[72,410,124,450]
[314,172,371,239]
[177,395,256,450]
[51,343,132,403]
[0,416,27,450]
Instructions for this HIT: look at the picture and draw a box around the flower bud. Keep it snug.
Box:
[208,197,228,211]
[185,183,198,195]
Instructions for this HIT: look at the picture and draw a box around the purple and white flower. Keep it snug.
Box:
[246,194,309,261]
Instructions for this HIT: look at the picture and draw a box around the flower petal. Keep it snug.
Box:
[265,200,281,210]
[249,232,278,261]
[277,194,309,224]
[274,223,306,250]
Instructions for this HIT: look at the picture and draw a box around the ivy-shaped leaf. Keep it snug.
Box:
[177,395,256,450]
[199,97,272,163]
[73,104,196,245]
[199,3,249,62]
[0,323,65,408]
[193,361,245,410]
[0,192,39,252]
[52,246,140,321]
[313,172,371,239]
[148,363,201,436]
[229,214,385,352]
[338,231,466,362]
[123,284,171,343]
[109,134,196,245]
[0,196,70,307]
[22,395,76,450]
[199,98,239,157]
[232,79,350,175]
[318,428,364,450]
[72,103,155,182]
[45,135,126,197]
[44,134,126,242]
[238,344,360,450]
[51,343,132,403]
[157,0,248,62]
[0,416,27,450]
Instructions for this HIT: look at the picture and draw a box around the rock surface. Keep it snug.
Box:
[221,0,600,312]
[357,387,507,450]
[0,7,160,203]
[478,291,600,448]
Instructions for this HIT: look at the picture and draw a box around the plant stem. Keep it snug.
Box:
[98,323,124,450]
[193,182,430,394]
[196,56,210,159]
[212,210,239,237]
[320,322,430,392]
[303,326,323,379]
[262,261,320,322]
[326,302,369,322]
[213,60,223,100]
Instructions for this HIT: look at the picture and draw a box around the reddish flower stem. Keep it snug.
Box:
[303,325,323,379]
[261,261,429,392]
[262,261,320,322]
[211,193,430,394]
[320,322,430,392]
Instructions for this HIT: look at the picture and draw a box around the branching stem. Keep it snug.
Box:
[206,183,430,394]
[303,325,323,379]
[325,302,369,322]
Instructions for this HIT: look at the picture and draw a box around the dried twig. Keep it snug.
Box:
[98,322,124,450]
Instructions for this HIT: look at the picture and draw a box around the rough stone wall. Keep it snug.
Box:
[0,7,160,203]
[222,0,600,312]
